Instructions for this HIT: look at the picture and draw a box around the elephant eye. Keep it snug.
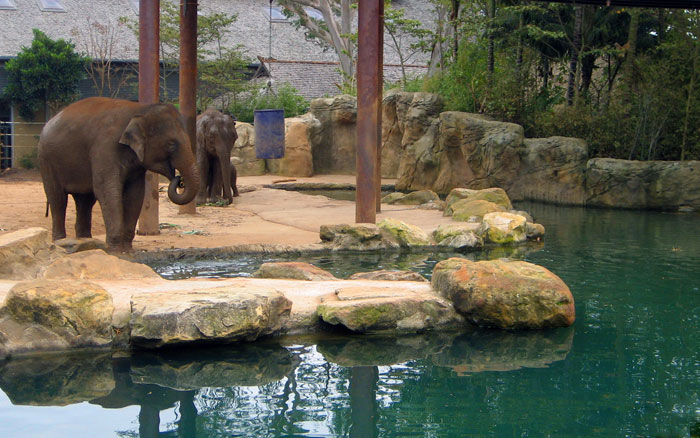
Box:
[167,141,178,154]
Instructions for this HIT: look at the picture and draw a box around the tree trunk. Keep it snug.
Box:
[567,5,583,106]
[487,0,496,85]
[581,53,595,100]
[681,40,699,161]
[451,0,461,61]
[625,8,641,93]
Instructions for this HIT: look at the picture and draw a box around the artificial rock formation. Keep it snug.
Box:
[349,270,428,282]
[41,249,161,280]
[0,280,114,357]
[266,114,320,177]
[317,286,462,333]
[0,228,65,280]
[129,285,292,348]
[431,258,575,329]
[309,94,358,174]
[232,122,266,176]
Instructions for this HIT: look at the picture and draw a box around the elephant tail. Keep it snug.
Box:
[45,200,49,217]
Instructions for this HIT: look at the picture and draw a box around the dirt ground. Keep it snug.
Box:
[0,168,454,252]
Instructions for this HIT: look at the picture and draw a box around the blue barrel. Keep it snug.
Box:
[254,109,285,159]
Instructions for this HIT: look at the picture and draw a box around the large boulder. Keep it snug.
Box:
[512,136,588,204]
[232,122,266,176]
[479,212,528,244]
[431,258,575,329]
[41,249,160,280]
[253,262,337,281]
[432,223,483,249]
[320,223,399,251]
[377,218,432,248]
[54,237,108,254]
[309,95,357,174]
[0,228,65,280]
[449,199,506,222]
[129,285,292,348]
[267,114,320,177]
[393,93,444,191]
[0,280,114,356]
[316,286,462,333]
[445,187,513,211]
[585,158,700,210]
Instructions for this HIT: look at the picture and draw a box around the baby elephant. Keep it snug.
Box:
[196,109,239,205]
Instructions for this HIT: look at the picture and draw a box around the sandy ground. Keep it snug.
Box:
[0,169,455,252]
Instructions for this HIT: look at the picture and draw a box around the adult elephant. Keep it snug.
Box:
[38,97,200,252]
[196,109,238,205]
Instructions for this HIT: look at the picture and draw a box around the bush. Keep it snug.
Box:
[19,149,38,169]
[228,83,309,123]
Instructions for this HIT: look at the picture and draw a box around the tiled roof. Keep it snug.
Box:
[0,0,436,65]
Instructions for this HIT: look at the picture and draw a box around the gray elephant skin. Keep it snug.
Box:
[38,97,200,252]
[196,109,239,205]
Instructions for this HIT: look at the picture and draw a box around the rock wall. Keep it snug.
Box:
[234,92,699,211]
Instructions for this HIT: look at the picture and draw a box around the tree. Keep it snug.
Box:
[124,1,252,106]
[383,0,434,88]
[3,29,87,120]
[277,0,355,81]
[71,19,136,98]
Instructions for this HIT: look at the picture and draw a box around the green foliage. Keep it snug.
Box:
[3,29,87,120]
[422,4,700,161]
[18,149,38,169]
[228,83,309,124]
[123,1,252,104]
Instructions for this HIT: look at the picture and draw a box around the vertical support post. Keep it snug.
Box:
[178,0,198,214]
[356,0,381,224]
[137,0,161,236]
[375,0,384,213]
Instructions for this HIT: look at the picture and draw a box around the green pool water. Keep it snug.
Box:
[1,203,699,437]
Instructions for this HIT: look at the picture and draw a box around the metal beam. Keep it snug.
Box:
[532,0,700,8]
[375,0,384,213]
[356,0,382,224]
[137,0,161,236]
[178,0,198,215]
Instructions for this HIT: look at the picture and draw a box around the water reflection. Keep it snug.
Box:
[0,330,576,437]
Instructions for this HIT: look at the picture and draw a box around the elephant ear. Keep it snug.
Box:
[119,115,146,163]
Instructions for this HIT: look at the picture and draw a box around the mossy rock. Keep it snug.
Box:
[445,187,513,212]
[480,212,527,244]
[377,218,432,247]
[390,190,440,205]
[450,200,505,222]
[381,192,406,204]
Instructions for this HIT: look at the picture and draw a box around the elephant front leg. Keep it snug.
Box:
[122,174,146,251]
[73,193,97,238]
[94,181,128,252]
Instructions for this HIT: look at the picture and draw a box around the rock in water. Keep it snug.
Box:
[129,285,292,348]
[349,270,428,282]
[377,218,432,248]
[431,258,575,329]
[253,262,337,281]
[0,280,114,355]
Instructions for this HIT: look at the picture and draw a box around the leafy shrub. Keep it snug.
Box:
[228,83,309,123]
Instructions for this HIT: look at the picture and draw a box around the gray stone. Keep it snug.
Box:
[445,187,512,211]
[253,262,337,281]
[377,218,432,248]
[448,199,506,221]
[309,95,357,174]
[0,228,65,280]
[479,212,528,244]
[0,280,114,356]
[41,249,160,280]
[349,270,428,282]
[433,223,483,249]
[232,122,266,176]
[267,114,320,177]
[129,285,292,348]
[317,286,462,333]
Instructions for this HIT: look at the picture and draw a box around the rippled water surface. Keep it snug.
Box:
[1,203,699,437]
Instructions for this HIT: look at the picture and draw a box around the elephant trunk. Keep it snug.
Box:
[167,147,200,205]
[218,145,233,204]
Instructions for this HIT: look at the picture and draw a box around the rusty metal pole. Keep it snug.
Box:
[356,0,381,224]
[137,0,161,236]
[178,0,198,214]
[375,0,384,213]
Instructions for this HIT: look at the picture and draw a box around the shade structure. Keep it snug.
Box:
[254,109,285,159]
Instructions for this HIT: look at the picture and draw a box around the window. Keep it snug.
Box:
[37,0,65,12]
[0,0,17,10]
[304,7,323,21]
[128,0,138,15]
[267,6,288,23]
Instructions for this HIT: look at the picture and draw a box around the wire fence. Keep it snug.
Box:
[0,121,45,170]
